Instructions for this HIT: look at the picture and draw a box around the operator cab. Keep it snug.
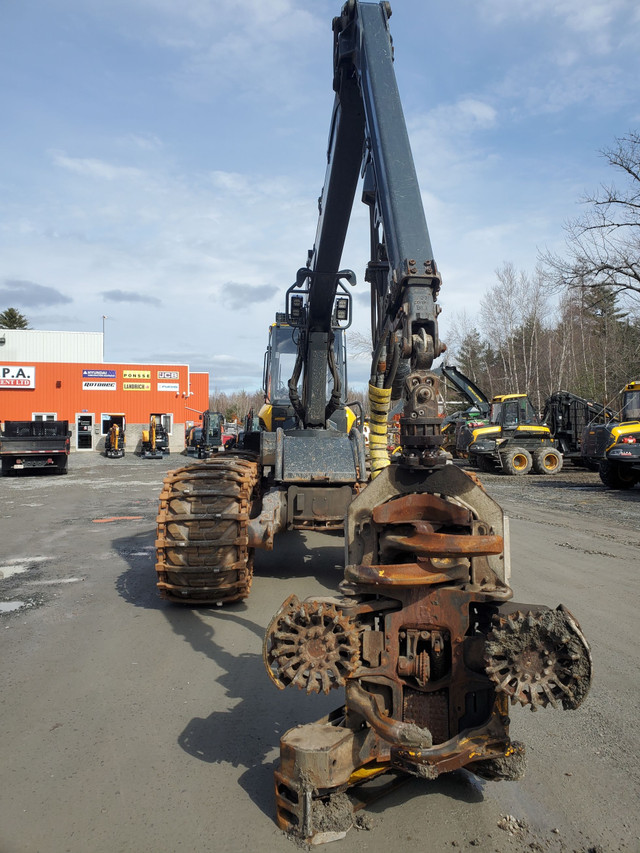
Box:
[260,318,349,432]
[622,382,640,421]
[490,395,539,429]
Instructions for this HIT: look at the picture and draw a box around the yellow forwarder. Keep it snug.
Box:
[582,380,640,489]
[468,393,562,475]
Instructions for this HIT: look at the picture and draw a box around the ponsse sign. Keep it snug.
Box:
[0,365,36,389]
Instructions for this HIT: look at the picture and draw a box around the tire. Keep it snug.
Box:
[598,460,636,490]
[155,454,260,605]
[501,447,533,476]
[468,453,479,469]
[532,447,563,475]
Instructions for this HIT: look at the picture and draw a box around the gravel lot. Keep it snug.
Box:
[0,451,638,853]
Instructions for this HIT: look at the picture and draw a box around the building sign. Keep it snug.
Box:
[0,365,36,389]
[123,369,151,380]
[82,381,117,391]
[83,369,116,379]
[157,382,179,392]
[123,382,151,391]
[158,370,179,380]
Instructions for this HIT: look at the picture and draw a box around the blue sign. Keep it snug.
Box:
[83,369,116,379]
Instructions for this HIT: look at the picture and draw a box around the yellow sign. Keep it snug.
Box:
[123,382,151,391]
[123,370,151,380]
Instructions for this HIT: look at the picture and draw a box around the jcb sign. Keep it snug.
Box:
[0,365,36,389]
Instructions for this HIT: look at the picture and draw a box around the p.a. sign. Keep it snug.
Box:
[0,365,36,389]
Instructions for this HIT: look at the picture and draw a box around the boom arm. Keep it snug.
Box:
[435,365,490,417]
[289,0,444,433]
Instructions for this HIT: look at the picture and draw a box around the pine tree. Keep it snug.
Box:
[0,307,29,329]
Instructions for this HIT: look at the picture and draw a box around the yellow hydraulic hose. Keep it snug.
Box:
[368,382,392,479]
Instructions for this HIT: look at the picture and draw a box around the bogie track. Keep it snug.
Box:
[155,454,260,605]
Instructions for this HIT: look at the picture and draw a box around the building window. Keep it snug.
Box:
[150,413,173,434]
[101,414,126,435]
[32,412,57,421]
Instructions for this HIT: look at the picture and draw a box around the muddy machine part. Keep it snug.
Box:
[156,455,260,604]
[260,1,592,843]
[265,465,591,841]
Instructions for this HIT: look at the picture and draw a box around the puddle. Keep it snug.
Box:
[0,601,25,613]
[0,557,47,580]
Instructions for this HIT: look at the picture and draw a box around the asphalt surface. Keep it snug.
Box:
[1,452,638,853]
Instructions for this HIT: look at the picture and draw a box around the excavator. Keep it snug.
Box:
[104,420,125,458]
[155,1,592,841]
[141,415,169,459]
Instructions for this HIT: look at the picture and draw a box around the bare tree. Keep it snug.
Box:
[542,131,640,304]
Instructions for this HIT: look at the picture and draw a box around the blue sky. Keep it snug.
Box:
[1,0,639,392]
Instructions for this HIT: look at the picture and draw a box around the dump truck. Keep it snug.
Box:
[0,420,70,475]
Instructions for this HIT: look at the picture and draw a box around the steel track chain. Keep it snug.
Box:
[155,454,260,605]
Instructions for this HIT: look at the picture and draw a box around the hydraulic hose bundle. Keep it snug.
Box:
[368,381,392,478]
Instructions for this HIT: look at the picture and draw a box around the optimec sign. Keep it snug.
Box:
[0,365,36,389]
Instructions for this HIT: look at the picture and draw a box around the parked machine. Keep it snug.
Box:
[435,364,490,457]
[0,420,70,475]
[542,391,614,467]
[581,380,640,488]
[155,1,591,841]
[185,411,225,458]
[141,415,169,459]
[467,393,562,475]
[105,421,125,458]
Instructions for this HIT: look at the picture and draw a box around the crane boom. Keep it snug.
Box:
[292,0,444,431]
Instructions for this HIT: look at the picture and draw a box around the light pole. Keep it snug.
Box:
[102,315,107,361]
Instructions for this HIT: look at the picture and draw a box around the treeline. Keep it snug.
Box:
[207,386,371,423]
[444,131,640,410]
[444,270,640,411]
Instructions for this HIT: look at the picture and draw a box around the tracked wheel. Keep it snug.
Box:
[155,454,260,605]
[264,595,360,694]
[485,606,592,711]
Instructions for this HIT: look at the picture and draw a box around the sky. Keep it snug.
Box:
[1,0,639,393]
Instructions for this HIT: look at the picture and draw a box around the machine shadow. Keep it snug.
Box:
[113,527,341,816]
[113,528,486,822]
[114,527,345,614]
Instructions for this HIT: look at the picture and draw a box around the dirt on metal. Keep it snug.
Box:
[155,453,259,604]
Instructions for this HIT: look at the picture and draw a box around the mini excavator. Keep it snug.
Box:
[156,1,591,842]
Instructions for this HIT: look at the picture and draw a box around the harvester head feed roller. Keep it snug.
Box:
[485,605,592,711]
[263,594,360,694]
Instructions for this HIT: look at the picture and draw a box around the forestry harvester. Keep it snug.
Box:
[155,1,592,841]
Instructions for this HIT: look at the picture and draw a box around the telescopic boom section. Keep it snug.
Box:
[298,0,443,430]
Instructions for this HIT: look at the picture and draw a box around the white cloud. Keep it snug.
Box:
[482,0,630,45]
[51,153,146,182]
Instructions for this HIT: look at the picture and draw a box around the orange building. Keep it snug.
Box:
[0,330,209,453]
